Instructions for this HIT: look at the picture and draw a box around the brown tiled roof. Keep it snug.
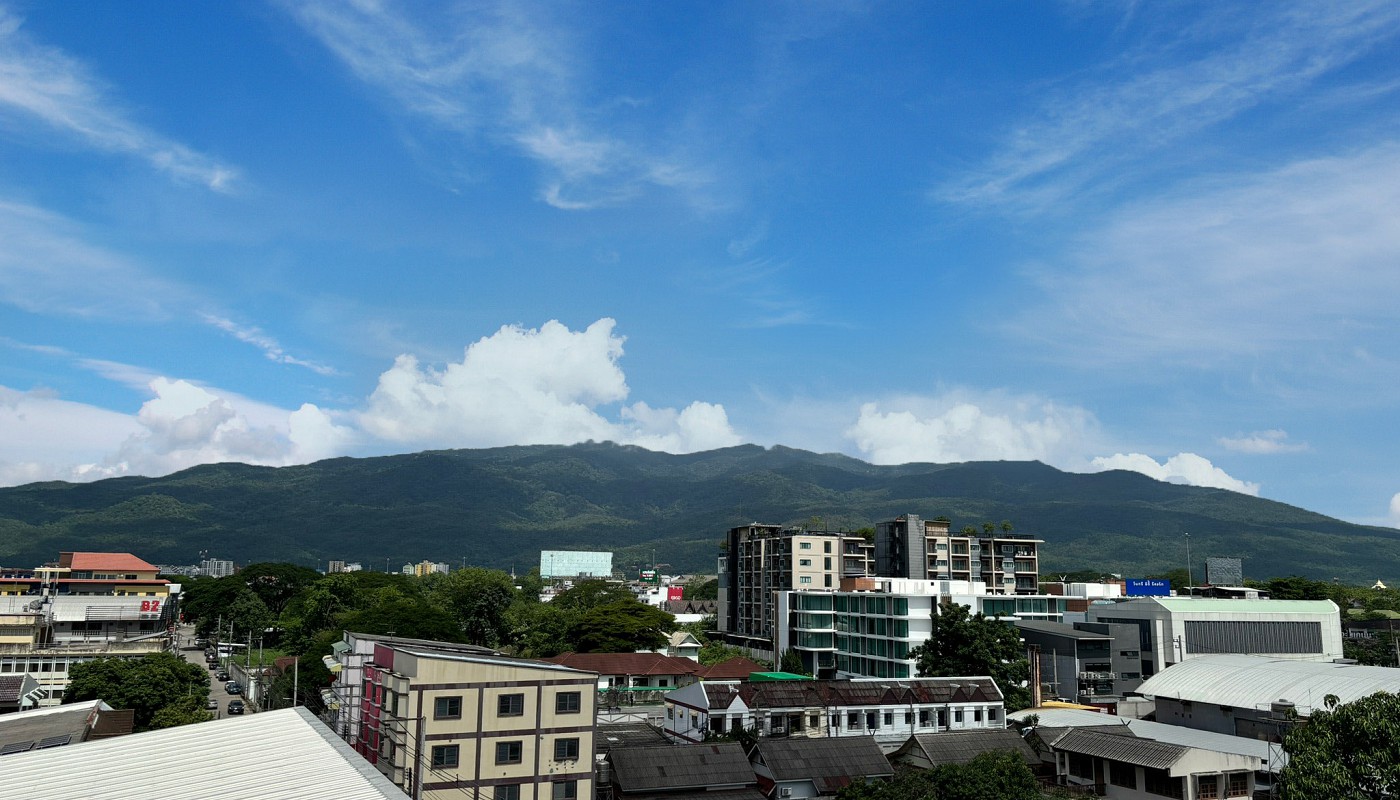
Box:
[64,552,159,572]
[547,652,703,677]
[696,657,765,681]
[703,677,1002,710]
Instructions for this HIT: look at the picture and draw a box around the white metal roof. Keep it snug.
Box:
[1009,706,1285,772]
[0,707,406,799]
[1135,654,1400,716]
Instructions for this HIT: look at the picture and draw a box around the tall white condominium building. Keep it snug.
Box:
[875,514,1042,595]
[540,550,613,579]
[200,558,234,578]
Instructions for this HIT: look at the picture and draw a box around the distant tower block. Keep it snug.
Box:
[1206,557,1243,586]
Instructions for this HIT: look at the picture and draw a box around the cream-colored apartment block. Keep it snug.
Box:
[358,642,595,800]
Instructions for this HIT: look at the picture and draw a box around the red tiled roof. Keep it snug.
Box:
[64,552,159,572]
[697,657,765,681]
[546,652,703,677]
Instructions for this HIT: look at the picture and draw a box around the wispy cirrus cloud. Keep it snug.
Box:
[0,5,238,191]
[938,2,1400,209]
[0,200,334,377]
[285,1,712,210]
[0,199,189,319]
[201,314,339,376]
[1219,430,1308,455]
[1007,143,1400,395]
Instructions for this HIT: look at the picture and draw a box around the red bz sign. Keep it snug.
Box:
[140,600,162,613]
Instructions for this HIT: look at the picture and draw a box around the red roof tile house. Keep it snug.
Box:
[546,652,703,690]
[696,657,767,681]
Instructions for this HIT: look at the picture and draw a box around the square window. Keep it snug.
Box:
[434,696,462,719]
[552,780,578,800]
[556,691,582,714]
[431,744,460,768]
[554,737,580,761]
[494,786,521,800]
[498,693,525,717]
[496,741,523,765]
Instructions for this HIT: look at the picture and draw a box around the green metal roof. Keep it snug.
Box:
[748,671,811,682]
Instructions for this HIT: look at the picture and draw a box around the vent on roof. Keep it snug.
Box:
[0,741,34,756]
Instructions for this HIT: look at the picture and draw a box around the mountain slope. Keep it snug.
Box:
[0,443,1393,582]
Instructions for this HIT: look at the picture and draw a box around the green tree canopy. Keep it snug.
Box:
[682,578,718,601]
[1280,691,1400,799]
[240,562,324,615]
[428,567,519,647]
[567,599,675,653]
[65,652,209,731]
[552,579,636,612]
[835,751,1041,800]
[911,601,1031,711]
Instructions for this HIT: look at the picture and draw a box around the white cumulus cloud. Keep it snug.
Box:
[845,393,1101,467]
[1091,452,1260,495]
[1389,493,1400,528]
[359,318,740,453]
[1219,429,1309,454]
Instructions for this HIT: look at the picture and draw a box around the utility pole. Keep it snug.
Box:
[1184,532,1193,588]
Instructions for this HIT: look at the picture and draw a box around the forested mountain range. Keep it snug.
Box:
[0,442,1393,583]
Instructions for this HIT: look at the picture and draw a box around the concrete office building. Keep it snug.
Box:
[1086,597,1344,679]
[1013,620,1144,702]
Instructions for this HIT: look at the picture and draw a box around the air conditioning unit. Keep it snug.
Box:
[780,789,793,797]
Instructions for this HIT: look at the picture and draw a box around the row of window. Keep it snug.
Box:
[429,737,582,768]
[433,692,582,720]
[476,781,577,800]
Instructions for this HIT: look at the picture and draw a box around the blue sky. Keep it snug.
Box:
[2,1,1399,528]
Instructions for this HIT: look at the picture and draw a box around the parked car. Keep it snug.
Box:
[215,669,230,681]
[208,662,218,670]
[206,698,219,711]
[227,699,244,715]
[225,682,242,695]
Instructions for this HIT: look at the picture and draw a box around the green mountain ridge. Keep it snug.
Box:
[0,442,1394,583]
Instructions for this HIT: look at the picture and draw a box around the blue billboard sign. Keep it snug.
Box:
[1126,579,1171,597]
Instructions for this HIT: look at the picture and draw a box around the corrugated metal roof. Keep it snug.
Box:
[756,737,893,783]
[1148,598,1337,614]
[1135,654,1400,715]
[906,728,1040,767]
[0,707,407,799]
[610,743,755,791]
[1009,707,1283,772]
[596,722,671,753]
[546,651,701,676]
[1050,727,1188,769]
